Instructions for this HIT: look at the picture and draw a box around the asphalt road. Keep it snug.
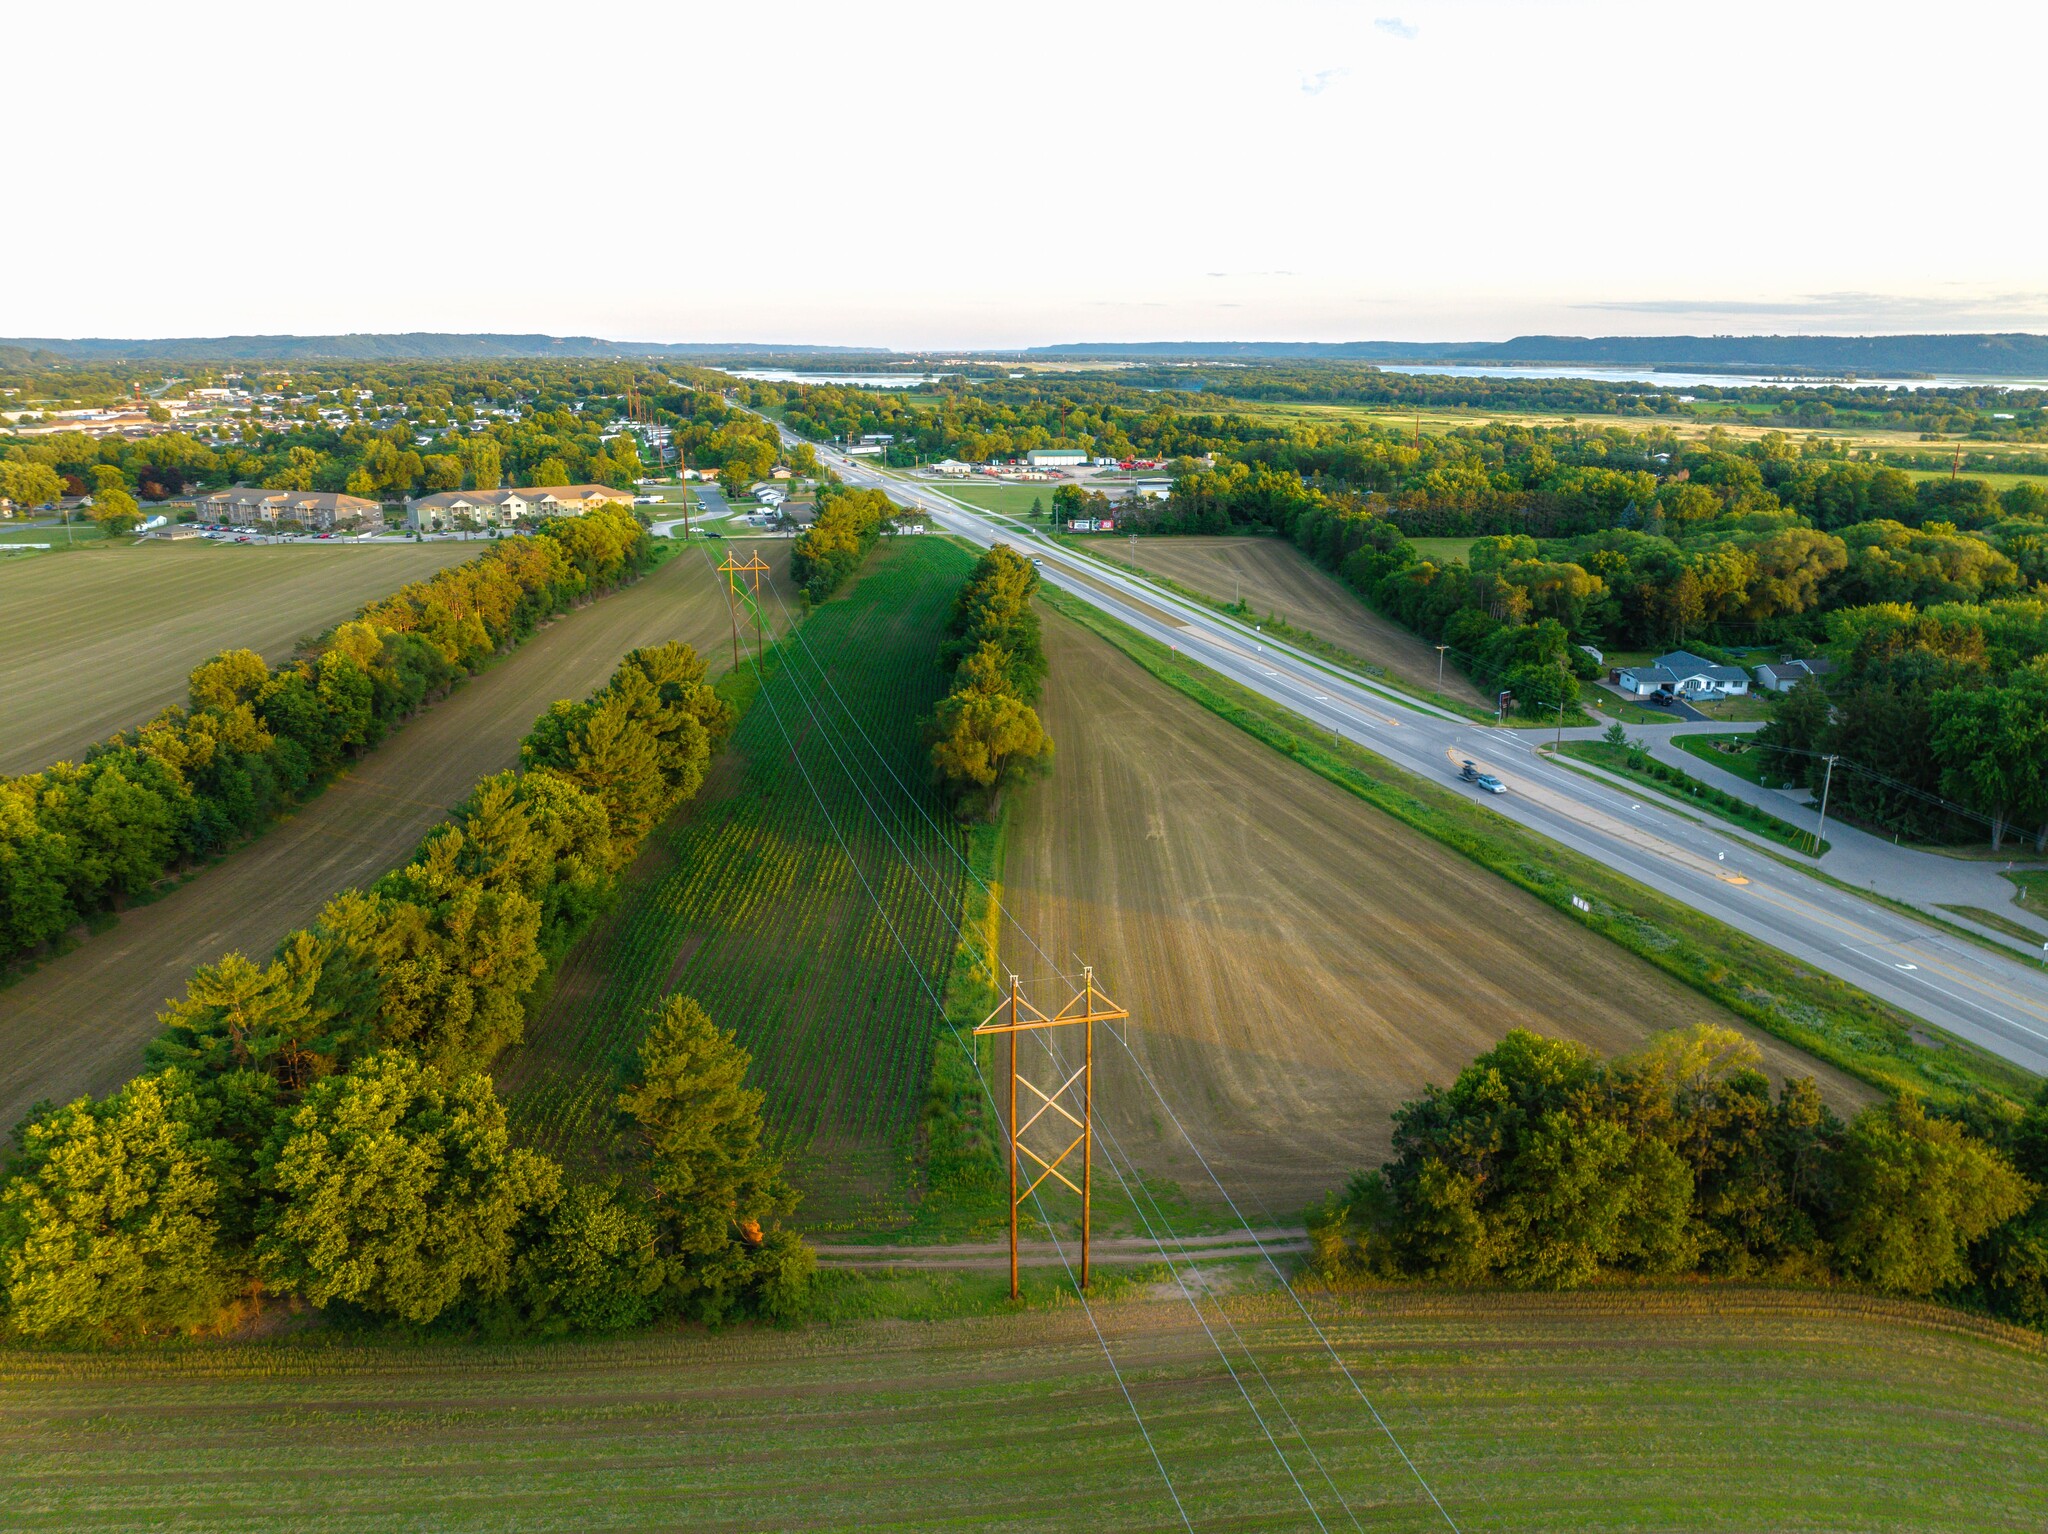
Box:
[784,433,2048,1078]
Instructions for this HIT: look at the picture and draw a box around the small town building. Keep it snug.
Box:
[1613,650,1751,701]
[1754,657,1836,693]
[1027,448,1087,468]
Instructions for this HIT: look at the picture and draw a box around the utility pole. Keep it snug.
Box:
[1436,644,1448,690]
[973,967,1128,1299]
[718,548,770,666]
[1812,753,1839,859]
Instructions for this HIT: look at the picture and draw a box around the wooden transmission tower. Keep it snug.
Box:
[716,548,771,671]
[974,968,1129,1299]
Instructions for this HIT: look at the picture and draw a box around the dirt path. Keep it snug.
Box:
[812,1229,1309,1268]
[1102,534,1490,704]
[0,546,784,1127]
[1000,608,1874,1216]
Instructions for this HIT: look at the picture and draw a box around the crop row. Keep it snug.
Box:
[506,539,980,1193]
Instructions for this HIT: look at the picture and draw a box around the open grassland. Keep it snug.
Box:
[0,542,475,775]
[927,479,1051,517]
[0,547,782,1132]
[1003,609,1872,1216]
[2,1287,2041,1532]
[1088,535,1489,706]
[498,537,977,1226]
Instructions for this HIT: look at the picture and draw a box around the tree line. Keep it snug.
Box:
[789,485,894,601]
[0,640,810,1342]
[0,508,653,965]
[926,546,1053,821]
[1310,1027,2048,1331]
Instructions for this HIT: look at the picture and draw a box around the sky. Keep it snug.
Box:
[8,0,2044,348]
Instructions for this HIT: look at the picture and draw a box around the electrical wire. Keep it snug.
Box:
[718,546,1348,1529]
[752,552,1460,1530]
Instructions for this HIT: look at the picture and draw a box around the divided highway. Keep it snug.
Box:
[778,432,2048,1078]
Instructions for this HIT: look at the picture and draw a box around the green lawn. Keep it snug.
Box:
[3,1286,2041,1533]
[1673,730,1795,788]
[1405,535,1478,563]
[927,480,1050,518]
[2010,870,2048,918]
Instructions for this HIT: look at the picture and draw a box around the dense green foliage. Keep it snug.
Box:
[0,630,812,1342]
[927,546,1053,820]
[788,485,894,600]
[0,508,653,965]
[1312,1027,2046,1329]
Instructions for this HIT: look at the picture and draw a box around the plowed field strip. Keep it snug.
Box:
[1003,606,1872,1216]
[1097,534,1490,704]
[0,547,780,1128]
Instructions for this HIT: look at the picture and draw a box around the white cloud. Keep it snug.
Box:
[1373,16,1419,39]
[1301,67,1350,95]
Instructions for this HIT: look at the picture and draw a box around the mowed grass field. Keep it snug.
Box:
[0,546,784,1132]
[0,542,475,775]
[3,1288,2042,1532]
[1083,535,1491,708]
[1002,608,1872,1216]
[498,537,978,1225]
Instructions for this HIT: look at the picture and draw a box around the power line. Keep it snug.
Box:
[754,554,1461,1530]
[705,547,1198,1532]
[729,549,1347,1527]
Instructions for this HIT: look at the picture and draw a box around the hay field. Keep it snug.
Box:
[2,1288,2039,1532]
[0,546,785,1131]
[1094,535,1489,706]
[0,542,475,775]
[1001,610,1870,1216]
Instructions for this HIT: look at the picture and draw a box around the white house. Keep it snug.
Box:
[929,459,974,477]
[1614,650,1751,700]
[1026,448,1087,468]
[1754,657,1835,693]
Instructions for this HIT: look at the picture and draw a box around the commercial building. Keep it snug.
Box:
[1026,448,1087,468]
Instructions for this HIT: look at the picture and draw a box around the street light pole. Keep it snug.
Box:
[1436,644,1448,690]
[1812,753,1839,859]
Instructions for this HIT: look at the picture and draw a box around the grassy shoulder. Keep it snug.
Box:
[1556,740,1824,856]
[1049,531,1541,727]
[1038,584,2036,1106]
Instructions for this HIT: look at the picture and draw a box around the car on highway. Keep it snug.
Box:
[1474,773,1507,794]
